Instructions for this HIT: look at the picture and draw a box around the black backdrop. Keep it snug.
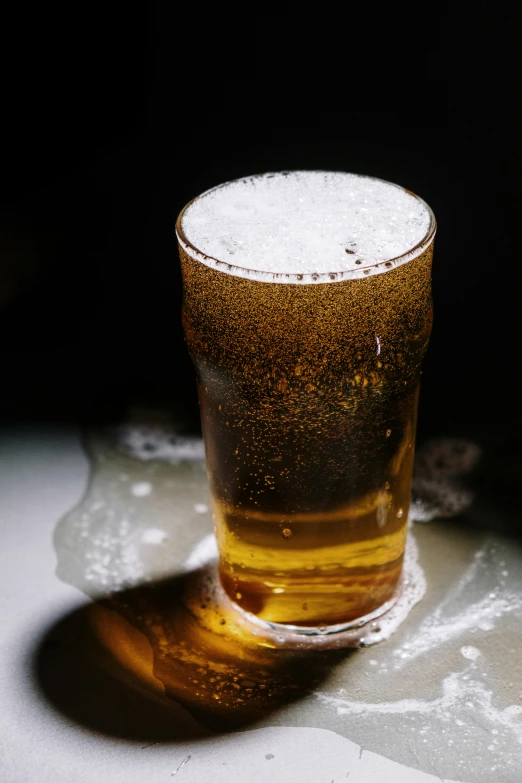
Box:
[1,4,521,451]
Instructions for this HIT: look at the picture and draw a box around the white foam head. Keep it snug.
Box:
[177,171,435,283]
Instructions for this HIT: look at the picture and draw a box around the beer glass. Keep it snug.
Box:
[176,171,435,636]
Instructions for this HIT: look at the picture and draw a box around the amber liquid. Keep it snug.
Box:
[200,369,418,627]
[180,243,433,630]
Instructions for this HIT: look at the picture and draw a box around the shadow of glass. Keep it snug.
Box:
[33,566,352,740]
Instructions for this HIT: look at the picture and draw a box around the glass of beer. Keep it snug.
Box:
[176,172,435,637]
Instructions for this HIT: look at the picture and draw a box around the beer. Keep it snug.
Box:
[177,172,435,632]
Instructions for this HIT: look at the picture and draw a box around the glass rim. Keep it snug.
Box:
[175,171,437,285]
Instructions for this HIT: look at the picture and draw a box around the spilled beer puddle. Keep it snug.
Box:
[52,418,522,782]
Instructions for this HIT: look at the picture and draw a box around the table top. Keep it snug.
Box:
[1,423,521,782]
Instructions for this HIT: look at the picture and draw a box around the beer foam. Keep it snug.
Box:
[178,171,434,282]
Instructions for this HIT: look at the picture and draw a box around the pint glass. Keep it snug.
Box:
[176,171,435,635]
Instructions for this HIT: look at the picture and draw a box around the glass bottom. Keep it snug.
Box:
[216,575,404,650]
[232,594,399,636]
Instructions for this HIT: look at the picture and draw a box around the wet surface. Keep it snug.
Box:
[38,422,522,781]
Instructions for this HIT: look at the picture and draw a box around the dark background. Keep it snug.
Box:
[1,5,520,449]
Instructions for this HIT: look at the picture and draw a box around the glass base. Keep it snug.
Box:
[233,595,399,636]
[216,574,404,650]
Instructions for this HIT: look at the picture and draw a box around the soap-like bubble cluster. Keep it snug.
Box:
[179,171,433,280]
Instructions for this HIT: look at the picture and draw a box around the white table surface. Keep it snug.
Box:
[1,425,521,782]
